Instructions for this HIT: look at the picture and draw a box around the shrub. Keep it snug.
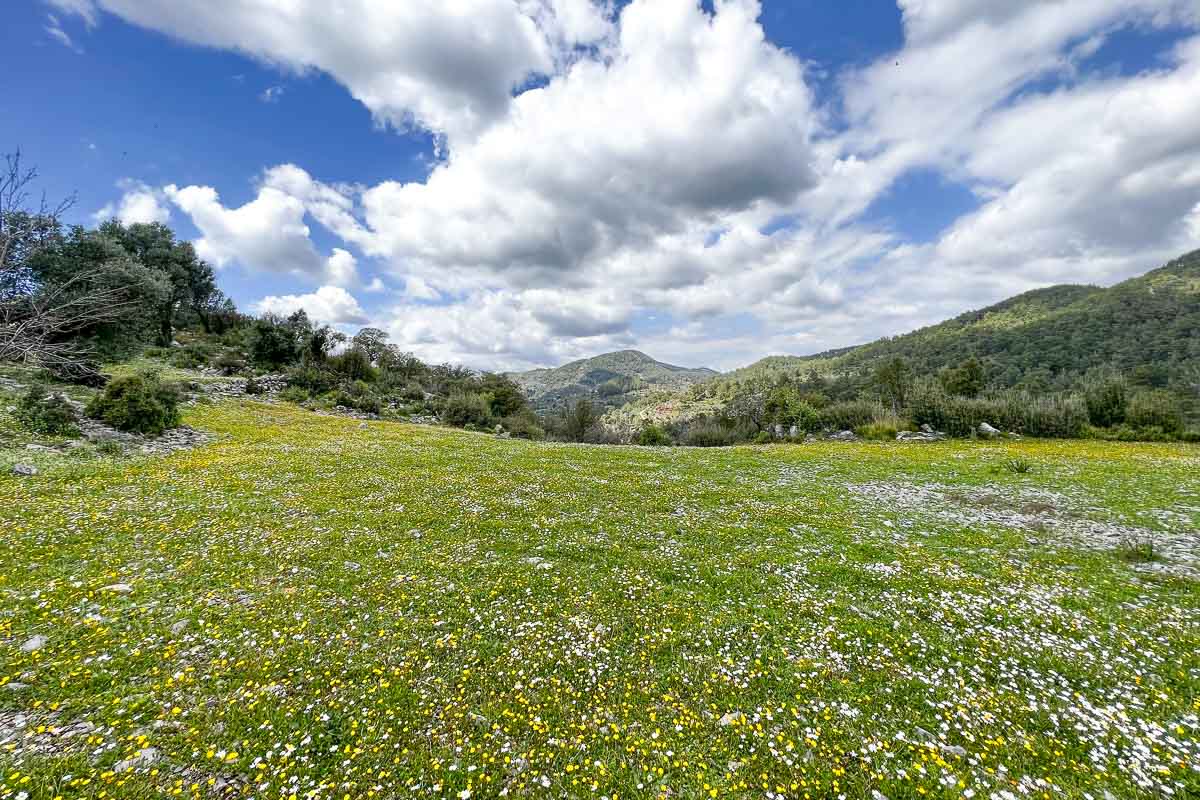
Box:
[286,365,339,395]
[279,386,310,404]
[683,420,736,447]
[85,373,181,435]
[95,439,124,457]
[753,431,773,445]
[1116,537,1158,563]
[856,416,910,441]
[440,392,492,428]
[910,383,1086,439]
[1182,429,1200,443]
[1003,457,1034,474]
[244,377,265,396]
[214,349,247,376]
[500,410,545,440]
[1126,390,1184,436]
[17,384,80,436]
[1084,374,1128,428]
[636,424,672,446]
[820,400,886,432]
[330,348,377,383]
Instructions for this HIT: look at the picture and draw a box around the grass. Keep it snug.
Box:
[1,401,1198,800]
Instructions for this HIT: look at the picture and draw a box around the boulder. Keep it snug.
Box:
[829,430,859,442]
[11,464,38,477]
[896,430,944,442]
[978,422,1001,439]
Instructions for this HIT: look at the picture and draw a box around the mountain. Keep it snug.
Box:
[605,249,1200,431]
[509,350,718,412]
[731,249,1200,388]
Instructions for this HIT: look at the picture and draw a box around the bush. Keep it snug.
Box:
[910,383,1087,439]
[856,416,910,441]
[820,400,885,432]
[279,386,310,404]
[1126,390,1184,435]
[330,348,377,383]
[17,384,80,436]
[500,410,545,440]
[85,373,181,435]
[1084,374,1127,428]
[636,424,672,446]
[286,365,339,395]
[440,392,492,428]
[214,349,247,376]
[682,420,736,447]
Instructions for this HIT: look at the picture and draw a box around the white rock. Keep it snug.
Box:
[102,583,134,594]
[20,636,47,653]
[114,747,160,773]
[11,464,38,476]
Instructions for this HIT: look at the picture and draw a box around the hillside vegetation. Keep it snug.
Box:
[734,249,1200,387]
[509,349,717,412]
[605,250,1200,441]
[2,401,1198,799]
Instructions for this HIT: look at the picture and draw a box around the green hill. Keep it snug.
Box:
[733,249,1200,388]
[509,350,718,412]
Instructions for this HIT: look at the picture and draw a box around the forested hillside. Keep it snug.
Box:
[732,249,1200,391]
[509,349,717,412]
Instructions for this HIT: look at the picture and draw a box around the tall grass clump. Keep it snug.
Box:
[910,382,1086,438]
[819,399,886,432]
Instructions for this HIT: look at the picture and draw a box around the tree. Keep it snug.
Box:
[1,150,135,380]
[939,357,985,398]
[561,399,599,442]
[96,220,218,345]
[352,327,389,364]
[873,357,911,414]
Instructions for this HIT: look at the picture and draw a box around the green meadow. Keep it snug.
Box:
[2,401,1198,799]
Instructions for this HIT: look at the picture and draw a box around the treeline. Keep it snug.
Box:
[598,355,1200,446]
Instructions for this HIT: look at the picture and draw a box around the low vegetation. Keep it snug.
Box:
[1,402,1196,799]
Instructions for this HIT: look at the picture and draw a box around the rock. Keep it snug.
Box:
[114,747,160,773]
[940,744,967,757]
[20,635,47,653]
[978,422,1001,439]
[4,683,29,692]
[170,619,189,636]
[102,583,134,595]
[896,430,945,442]
[914,726,936,742]
[920,423,935,434]
[25,444,56,452]
[829,430,859,442]
[11,464,38,477]
[717,711,745,727]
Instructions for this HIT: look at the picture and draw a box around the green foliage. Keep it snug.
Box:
[873,357,912,411]
[244,376,265,396]
[16,384,80,436]
[1125,390,1184,435]
[251,313,306,369]
[351,327,389,364]
[440,392,493,429]
[1003,458,1034,474]
[286,365,339,396]
[910,383,1087,439]
[85,372,181,435]
[557,399,600,443]
[766,386,821,433]
[1084,374,1128,428]
[939,357,986,397]
[682,420,737,447]
[636,424,672,446]
[279,386,310,404]
[499,410,545,441]
[1116,537,1158,563]
[856,416,909,441]
[330,348,377,383]
[820,400,886,432]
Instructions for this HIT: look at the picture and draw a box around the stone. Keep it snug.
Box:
[896,431,944,442]
[4,683,28,692]
[25,444,56,452]
[11,464,38,477]
[170,619,189,636]
[20,636,47,653]
[978,422,1001,439]
[114,747,160,773]
[920,424,935,434]
[829,430,859,442]
[102,583,134,594]
[717,711,745,727]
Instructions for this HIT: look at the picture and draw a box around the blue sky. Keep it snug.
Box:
[6,0,1200,370]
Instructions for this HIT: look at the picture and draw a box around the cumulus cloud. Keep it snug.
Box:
[94,179,170,225]
[74,0,1200,368]
[164,181,325,275]
[50,0,613,141]
[252,285,369,326]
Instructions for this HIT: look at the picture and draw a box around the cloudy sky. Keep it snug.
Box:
[8,0,1200,370]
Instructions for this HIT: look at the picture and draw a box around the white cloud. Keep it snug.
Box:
[164,181,325,275]
[252,285,369,326]
[72,0,1200,369]
[52,0,613,141]
[259,85,284,103]
[45,0,98,27]
[94,179,170,225]
[44,14,83,53]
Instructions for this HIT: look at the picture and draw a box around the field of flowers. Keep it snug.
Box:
[1,401,1198,800]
